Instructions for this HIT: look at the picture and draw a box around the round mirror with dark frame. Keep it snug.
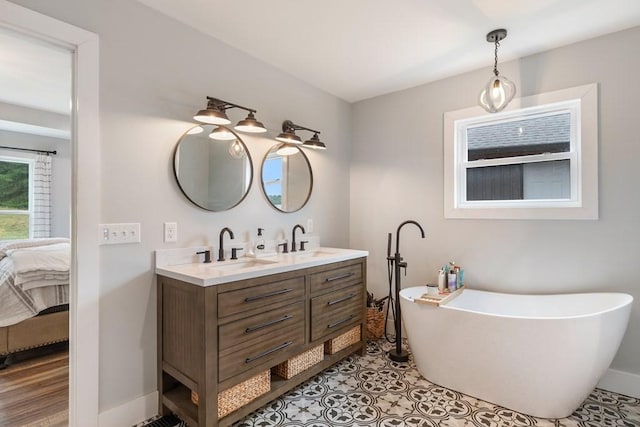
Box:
[173,124,253,211]
[261,143,313,212]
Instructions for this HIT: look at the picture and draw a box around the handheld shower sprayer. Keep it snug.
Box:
[388,220,426,363]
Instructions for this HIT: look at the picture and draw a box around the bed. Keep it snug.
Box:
[0,238,70,369]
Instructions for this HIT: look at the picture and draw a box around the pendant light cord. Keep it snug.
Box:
[493,40,500,76]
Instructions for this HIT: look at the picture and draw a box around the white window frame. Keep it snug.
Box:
[444,83,598,220]
[0,155,35,238]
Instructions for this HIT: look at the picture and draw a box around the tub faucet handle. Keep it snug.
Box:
[399,261,407,276]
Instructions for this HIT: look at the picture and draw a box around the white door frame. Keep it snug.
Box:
[0,2,100,426]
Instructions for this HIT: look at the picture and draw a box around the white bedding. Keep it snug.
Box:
[0,238,70,327]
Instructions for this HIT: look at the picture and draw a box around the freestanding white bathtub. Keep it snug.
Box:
[399,286,633,419]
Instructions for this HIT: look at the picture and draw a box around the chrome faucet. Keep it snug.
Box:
[291,224,306,252]
[218,227,234,261]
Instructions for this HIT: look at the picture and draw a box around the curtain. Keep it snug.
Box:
[32,154,52,238]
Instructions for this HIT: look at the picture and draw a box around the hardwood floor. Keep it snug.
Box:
[0,348,68,427]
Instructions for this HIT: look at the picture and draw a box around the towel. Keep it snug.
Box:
[0,237,69,261]
[7,242,70,290]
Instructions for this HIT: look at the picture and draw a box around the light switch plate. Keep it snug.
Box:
[99,223,141,245]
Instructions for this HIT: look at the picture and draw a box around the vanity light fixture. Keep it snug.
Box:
[479,29,516,113]
[194,96,267,134]
[276,120,326,150]
[276,144,299,156]
[209,126,237,141]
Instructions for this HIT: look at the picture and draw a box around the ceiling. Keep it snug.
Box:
[0,27,71,139]
[137,0,640,102]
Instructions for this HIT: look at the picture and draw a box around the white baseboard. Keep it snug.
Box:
[98,391,158,427]
[598,368,640,398]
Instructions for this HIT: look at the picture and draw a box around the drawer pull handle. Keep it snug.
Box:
[245,341,293,364]
[328,314,355,329]
[245,315,293,333]
[244,288,292,302]
[327,293,356,306]
[324,272,354,283]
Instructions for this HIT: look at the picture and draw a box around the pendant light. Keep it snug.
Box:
[194,97,267,134]
[479,29,516,113]
[228,139,246,159]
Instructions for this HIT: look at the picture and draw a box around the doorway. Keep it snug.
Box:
[0,24,72,425]
[0,1,100,425]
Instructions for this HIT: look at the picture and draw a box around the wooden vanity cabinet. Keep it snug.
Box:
[157,257,366,427]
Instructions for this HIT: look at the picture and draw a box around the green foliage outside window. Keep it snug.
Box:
[0,161,29,210]
[0,160,30,239]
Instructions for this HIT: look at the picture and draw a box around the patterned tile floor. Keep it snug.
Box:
[146,339,640,427]
[235,340,640,427]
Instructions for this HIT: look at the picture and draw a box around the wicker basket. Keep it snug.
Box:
[324,325,361,355]
[366,305,386,340]
[190,370,270,419]
[272,345,323,379]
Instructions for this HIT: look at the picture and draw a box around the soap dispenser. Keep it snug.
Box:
[255,228,265,254]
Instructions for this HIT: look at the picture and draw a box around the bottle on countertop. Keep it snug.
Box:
[437,269,446,293]
[255,228,265,254]
[448,270,457,293]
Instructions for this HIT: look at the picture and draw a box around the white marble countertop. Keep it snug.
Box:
[155,247,368,286]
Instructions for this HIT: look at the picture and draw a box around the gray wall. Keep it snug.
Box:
[351,26,640,376]
[11,0,351,413]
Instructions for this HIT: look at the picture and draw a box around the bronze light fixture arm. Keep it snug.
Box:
[205,96,257,115]
[282,119,320,135]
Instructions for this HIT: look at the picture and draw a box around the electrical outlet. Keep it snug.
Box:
[99,223,141,245]
[306,219,314,233]
[164,222,177,243]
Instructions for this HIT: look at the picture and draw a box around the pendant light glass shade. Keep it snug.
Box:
[209,126,236,141]
[276,131,303,144]
[303,133,326,150]
[228,139,246,159]
[479,75,516,113]
[235,112,267,133]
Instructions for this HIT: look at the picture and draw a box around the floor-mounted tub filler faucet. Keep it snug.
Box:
[218,227,234,261]
[388,220,426,363]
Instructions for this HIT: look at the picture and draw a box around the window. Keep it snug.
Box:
[0,156,34,239]
[444,84,598,220]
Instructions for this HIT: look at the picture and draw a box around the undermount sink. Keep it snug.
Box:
[203,258,278,273]
[291,248,340,258]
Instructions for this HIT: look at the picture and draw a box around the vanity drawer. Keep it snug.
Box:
[218,325,304,382]
[310,284,363,341]
[219,301,304,351]
[310,262,362,295]
[218,276,305,318]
